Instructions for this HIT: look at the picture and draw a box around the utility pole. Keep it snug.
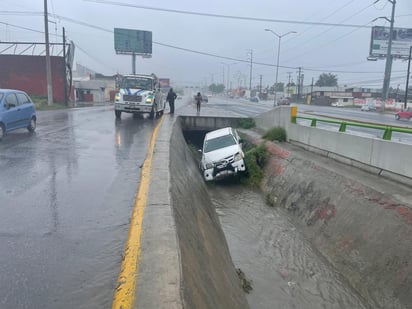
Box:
[287,72,292,98]
[63,27,67,105]
[227,66,230,93]
[248,49,253,91]
[310,77,314,105]
[259,75,263,93]
[297,67,302,102]
[44,0,53,105]
[404,46,412,109]
[132,53,136,75]
[222,66,225,90]
[381,0,396,112]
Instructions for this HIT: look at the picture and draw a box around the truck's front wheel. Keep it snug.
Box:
[115,110,121,119]
[149,107,155,119]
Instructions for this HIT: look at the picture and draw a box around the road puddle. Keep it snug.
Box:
[209,183,369,309]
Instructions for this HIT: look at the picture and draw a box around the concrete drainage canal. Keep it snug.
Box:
[181,127,369,309]
[174,119,411,309]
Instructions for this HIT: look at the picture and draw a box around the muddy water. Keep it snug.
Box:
[209,184,370,309]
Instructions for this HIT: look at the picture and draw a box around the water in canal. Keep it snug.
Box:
[209,184,370,309]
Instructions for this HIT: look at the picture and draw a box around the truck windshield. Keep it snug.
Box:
[122,78,151,90]
[204,134,237,153]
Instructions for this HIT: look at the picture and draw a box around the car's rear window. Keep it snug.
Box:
[204,134,237,153]
[16,93,31,104]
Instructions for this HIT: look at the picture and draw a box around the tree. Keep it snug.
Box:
[274,82,284,92]
[315,73,338,87]
[269,82,284,93]
[209,83,225,93]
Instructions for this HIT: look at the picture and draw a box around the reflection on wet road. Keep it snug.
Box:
[0,106,157,308]
[210,184,369,309]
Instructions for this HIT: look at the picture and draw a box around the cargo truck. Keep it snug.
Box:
[114,74,165,119]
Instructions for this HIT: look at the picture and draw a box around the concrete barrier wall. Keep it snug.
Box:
[179,115,245,131]
[254,106,412,184]
[254,106,291,132]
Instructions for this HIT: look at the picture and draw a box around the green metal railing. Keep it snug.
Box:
[291,115,412,141]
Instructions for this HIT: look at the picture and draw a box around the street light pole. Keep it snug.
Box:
[265,29,296,106]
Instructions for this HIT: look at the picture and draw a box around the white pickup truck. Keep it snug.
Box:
[114,74,165,119]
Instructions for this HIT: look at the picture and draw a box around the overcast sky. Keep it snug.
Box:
[1,0,412,89]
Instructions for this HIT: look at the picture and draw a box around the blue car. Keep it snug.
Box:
[250,96,259,102]
[0,89,37,140]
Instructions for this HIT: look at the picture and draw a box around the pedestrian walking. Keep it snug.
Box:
[166,88,177,114]
[195,92,202,113]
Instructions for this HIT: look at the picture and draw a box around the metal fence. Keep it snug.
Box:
[291,115,412,141]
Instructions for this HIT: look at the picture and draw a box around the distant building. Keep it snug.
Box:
[72,63,117,103]
[301,85,407,110]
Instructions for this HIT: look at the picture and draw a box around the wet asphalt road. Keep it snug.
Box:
[0,105,158,308]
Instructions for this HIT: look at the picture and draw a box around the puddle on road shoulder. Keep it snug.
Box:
[208,184,369,309]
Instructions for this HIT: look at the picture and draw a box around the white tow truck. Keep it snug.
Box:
[114,74,165,119]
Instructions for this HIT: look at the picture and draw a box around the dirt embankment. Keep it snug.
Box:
[245,131,412,309]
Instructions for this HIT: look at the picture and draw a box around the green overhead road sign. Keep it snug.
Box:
[114,28,152,55]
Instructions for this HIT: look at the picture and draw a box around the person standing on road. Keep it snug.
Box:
[195,92,202,114]
[166,88,177,114]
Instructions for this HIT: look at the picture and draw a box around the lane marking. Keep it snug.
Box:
[112,115,165,309]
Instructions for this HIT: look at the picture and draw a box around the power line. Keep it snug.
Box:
[281,1,378,60]
[49,14,402,74]
[75,44,117,72]
[283,0,357,45]
[1,13,403,76]
[260,0,357,58]
[0,21,44,34]
[83,0,371,29]
[0,11,43,16]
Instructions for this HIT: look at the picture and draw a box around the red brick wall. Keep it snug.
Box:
[0,55,66,102]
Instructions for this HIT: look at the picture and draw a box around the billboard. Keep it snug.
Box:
[158,78,170,89]
[114,28,152,55]
[369,26,412,59]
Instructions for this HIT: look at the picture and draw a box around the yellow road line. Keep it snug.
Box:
[112,115,165,309]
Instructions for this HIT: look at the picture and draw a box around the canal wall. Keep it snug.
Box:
[168,118,250,309]
[136,114,249,309]
[252,137,412,309]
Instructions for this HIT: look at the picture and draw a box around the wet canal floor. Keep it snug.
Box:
[208,183,370,309]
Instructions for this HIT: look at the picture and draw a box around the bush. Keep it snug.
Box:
[237,118,256,129]
[241,143,268,187]
[34,101,67,110]
[263,127,286,142]
[31,95,67,110]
